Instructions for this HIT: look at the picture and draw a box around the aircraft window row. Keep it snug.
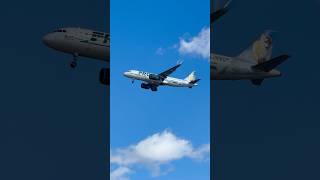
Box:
[215,56,227,62]
[54,29,67,33]
[92,34,104,38]
[93,31,104,36]
[103,39,109,44]
[93,31,110,38]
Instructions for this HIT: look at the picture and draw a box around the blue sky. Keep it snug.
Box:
[0,0,108,179]
[212,0,320,179]
[111,0,210,179]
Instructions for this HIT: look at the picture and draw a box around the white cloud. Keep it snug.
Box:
[156,47,165,55]
[110,130,209,179]
[111,167,132,180]
[134,130,193,163]
[189,144,210,160]
[178,27,210,59]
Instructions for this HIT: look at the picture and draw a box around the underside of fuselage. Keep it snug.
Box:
[210,69,281,80]
[54,40,109,61]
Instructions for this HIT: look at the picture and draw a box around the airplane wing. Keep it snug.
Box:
[158,62,182,80]
[211,0,231,24]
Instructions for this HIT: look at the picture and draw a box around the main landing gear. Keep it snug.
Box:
[70,53,79,69]
[99,68,109,85]
[150,86,158,91]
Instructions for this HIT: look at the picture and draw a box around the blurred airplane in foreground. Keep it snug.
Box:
[43,27,109,85]
[211,31,290,85]
[123,63,200,91]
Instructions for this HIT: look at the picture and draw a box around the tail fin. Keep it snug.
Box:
[185,71,200,84]
[237,31,274,65]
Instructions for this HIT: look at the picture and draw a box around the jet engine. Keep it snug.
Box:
[141,83,150,89]
[99,68,109,85]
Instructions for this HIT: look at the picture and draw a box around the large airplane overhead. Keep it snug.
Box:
[211,31,290,85]
[42,27,110,85]
[123,63,200,91]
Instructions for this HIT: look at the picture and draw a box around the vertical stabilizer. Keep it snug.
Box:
[237,31,274,65]
[185,71,197,82]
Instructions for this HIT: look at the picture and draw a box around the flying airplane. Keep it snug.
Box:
[211,0,231,25]
[211,31,290,85]
[123,63,200,91]
[42,27,109,85]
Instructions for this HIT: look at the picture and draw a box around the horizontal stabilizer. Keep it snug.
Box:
[252,54,290,72]
[190,79,201,84]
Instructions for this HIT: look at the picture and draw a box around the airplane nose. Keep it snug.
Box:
[123,72,129,77]
[270,69,281,77]
[42,34,52,46]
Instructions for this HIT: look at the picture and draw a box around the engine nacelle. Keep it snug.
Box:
[99,68,109,85]
[141,83,150,89]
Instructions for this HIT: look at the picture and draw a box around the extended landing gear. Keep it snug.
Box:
[151,87,158,91]
[70,61,77,68]
[70,53,79,69]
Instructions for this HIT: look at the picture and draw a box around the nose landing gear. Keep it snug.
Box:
[70,53,79,69]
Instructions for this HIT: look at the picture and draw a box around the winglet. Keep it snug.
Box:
[177,60,184,65]
[224,0,232,9]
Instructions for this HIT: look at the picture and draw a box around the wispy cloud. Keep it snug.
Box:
[110,130,209,179]
[156,47,165,56]
[111,167,132,180]
[178,27,210,59]
[155,27,210,60]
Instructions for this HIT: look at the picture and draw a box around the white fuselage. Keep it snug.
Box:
[123,70,197,88]
[211,54,281,80]
[43,27,109,63]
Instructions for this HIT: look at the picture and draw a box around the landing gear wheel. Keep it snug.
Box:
[151,87,158,91]
[70,53,79,69]
[70,61,77,68]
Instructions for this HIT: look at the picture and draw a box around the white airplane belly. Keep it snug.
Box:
[77,41,109,61]
[57,39,109,61]
[211,70,280,80]
[163,80,189,87]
